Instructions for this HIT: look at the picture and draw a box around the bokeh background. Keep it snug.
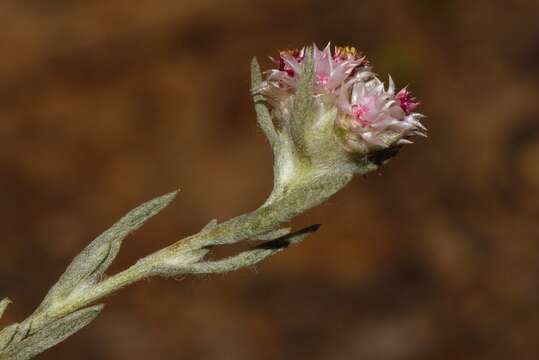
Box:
[1,0,538,359]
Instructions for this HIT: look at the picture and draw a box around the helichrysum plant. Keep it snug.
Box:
[0,44,425,360]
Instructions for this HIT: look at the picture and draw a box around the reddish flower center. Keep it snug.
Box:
[278,49,303,77]
[396,90,419,115]
[316,74,329,85]
[351,104,369,127]
[278,57,295,77]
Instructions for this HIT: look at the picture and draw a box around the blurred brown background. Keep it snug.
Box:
[1,0,538,359]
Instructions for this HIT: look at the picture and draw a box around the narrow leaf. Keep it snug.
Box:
[6,322,31,351]
[176,224,319,274]
[256,228,291,241]
[251,57,279,149]
[0,299,10,321]
[290,47,314,152]
[200,219,218,234]
[0,324,19,351]
[2,305,103,360]
[36,191,178,312]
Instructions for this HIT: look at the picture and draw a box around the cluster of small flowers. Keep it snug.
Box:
[257,44,426,151]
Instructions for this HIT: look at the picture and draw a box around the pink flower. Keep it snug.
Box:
[396,88,420,115]
[254,44,426,154]
[262,44,369,94]
[337,76,426,148]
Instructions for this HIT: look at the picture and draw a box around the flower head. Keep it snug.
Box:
[262,44,370,94]
[336,76,426,150]
[254,44,426,170]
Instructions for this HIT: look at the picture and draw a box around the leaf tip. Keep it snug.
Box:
[163,189,180,203]
[0,298,12,319]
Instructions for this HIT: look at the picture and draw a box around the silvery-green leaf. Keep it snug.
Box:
[290,47,314,154]
[256,228,291,241]
[0,324,19,351]
[0,299,10,321]
[36,191,178,312]
[1,305,103,360]
[251,57,279,149]
[200,219,218,234]
[5,322,31,351]
[171,224,319,275]
[194,170,352,248]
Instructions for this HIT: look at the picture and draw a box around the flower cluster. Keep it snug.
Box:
[265,45,368,93]
[257,44,426,152]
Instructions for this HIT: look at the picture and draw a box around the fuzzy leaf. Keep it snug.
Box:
[0,305,103,360]
[290,47,314,153]
[173,224,319,274]
[36,191,178,312]
[251,57,279,149]
[256,228,291,241]
[200,219,218,234]
[0,324,19,351]
[0,299,10,321]
[4,322,31,352]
